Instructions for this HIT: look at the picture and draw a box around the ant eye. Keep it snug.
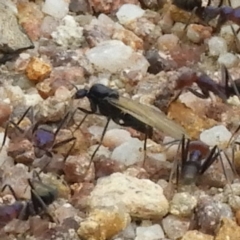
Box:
[75,89,88,99]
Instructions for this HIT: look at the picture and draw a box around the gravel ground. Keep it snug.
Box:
[0,0,240,239]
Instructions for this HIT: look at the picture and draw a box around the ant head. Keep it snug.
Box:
[88,84,119,99]
[75,89,89,99]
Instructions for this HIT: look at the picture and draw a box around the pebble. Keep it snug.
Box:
[162,215,190,240]
[102,128,132,149]
[181,230,213,240]
[42,0,69,19]
[218,52,239,68]
[0,102,11,125]
[195,196,233,235]
[89,172,169,219]
[116,4,145,25]
[157,34,179,52]
[215,218,240,240]
[208,36,227,57]
[51,15,84,47]
[111,138,144,166]
[25,57,52,82]
[77,205,131,240]
[200,125,231,147]
[170,192,197,217]
[0,2,33,52]
[54,203,78,224]
[63,154,95,183]
[186,24,212,44]
[86,40,132,73]
[135,224,165,240]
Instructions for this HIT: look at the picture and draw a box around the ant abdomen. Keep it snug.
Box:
[172,0,202,11]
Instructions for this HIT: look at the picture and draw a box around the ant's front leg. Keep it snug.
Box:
[187,88,210,99]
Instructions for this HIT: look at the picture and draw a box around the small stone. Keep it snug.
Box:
[89,173,169,219]
[63,154,95,183]
[112,26,144,50]
[200,125,231,147]
[102,129,132,149]
[157,34,179,52]
[17,2,44,41]
[215,218,240,240]
[95,157,125,179]
[187,24,212,44]
[51,15,84,47]
[111,138,144,166]
[0,2,33,53]
[236,210,240,226]
[116,4,145,25]
[71,182,95,211]
[218,52,238,68]
[181,230,213,240]
[7,139,34,165]
[135,224,165,240]
[208,37,227,57]
[26,57,52,82]
[0,102,11,125]
[41,16,59,38]
[1,163,30,199]
[170,192,197,217]
[162,215,190,240]
[86,40,134,73]
[54,203,78,224]
[195,196,233,235]
[77,205,130,240]
[42,0,69,19]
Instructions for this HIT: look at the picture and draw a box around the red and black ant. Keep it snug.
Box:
[172,64,240,102]
[1,106,76,163]
[169,135,236,187]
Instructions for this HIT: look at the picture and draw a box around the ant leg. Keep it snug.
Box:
[187,88,209,99]
[227,124,240,147]
[230,25,240,54]
[52,137,76,150]
[74,113,88,132]
[16,106,33,125]
[200,145,218,174]
[1,184,18,200]
[85,118,111,174]
[53,112,71,138]
[142,127,153,167]
[179,7,197,41]
[217,0,224,7]
[169,135,184,186]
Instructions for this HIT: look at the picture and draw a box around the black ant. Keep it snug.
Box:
[1,106,76,163]
[0,173,58,229]
[169,135,237,187]
[170,136,219,185]
[173,0,240,31]
[172,64,240,102]
[73,83,189,170]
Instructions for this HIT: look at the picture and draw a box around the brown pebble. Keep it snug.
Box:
[215,218,240,240]
[0,102,11,125]
[236,210,240,226]
[26,57,52,82]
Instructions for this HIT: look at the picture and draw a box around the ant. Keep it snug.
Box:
[2,106,76,163]
[170,136,220,186]
[168,134,237,188]
[73,83,189,170]
[0,172,58,228]
[172,64,240,102]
